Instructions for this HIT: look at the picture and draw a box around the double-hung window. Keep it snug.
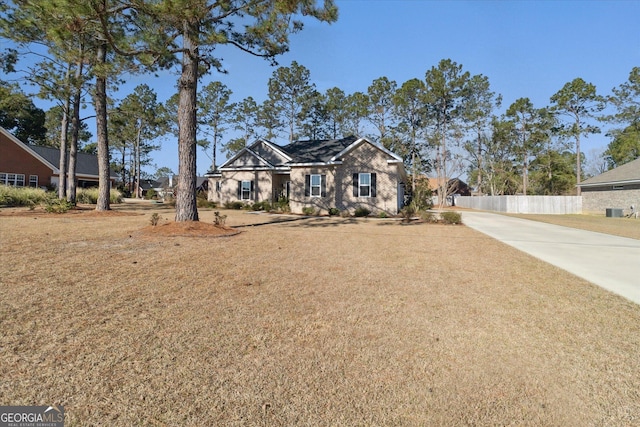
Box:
[305,174,326,197]
[241,180,252,200]
[29,175,38,187]
[352,173,376,198]
[359,173,371,197]
[310,174,321,197]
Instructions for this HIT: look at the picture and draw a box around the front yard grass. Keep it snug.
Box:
[508,213,640,240]
[1,206,639,425]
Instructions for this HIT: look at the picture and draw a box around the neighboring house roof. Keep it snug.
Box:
[282,136,358,164]
[138,179,158,191]
[579,157,640,187]
[215,135,404,172]
[29,145,110,178]
[427,177,470,194]
[1,126,116,179]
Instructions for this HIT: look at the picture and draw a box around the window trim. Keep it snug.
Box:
[310,174,322,197]
[359,173,371,198]
[0,172,26,187]
[29,175,38,188]
[240,180,252,200]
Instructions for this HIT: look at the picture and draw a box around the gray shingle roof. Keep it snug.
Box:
[580,157,640,186]
[29,145,108,176]
[280,135,358,164]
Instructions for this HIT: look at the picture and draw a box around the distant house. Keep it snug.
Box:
[427,177,471,206]
[139,175,208,199]
[578,157,640,214]
[0,126,116,189]
[207,135,407,215]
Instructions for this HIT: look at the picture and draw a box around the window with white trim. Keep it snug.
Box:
[29,175,38,187]
[241,180,251,200]
[0,172,26,187]
[359,173,371,197]
[310,174,321,197]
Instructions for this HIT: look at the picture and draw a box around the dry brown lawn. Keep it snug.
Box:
[506,213,640,240]
[1,205,640,426]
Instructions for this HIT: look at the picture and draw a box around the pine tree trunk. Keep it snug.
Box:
[95,41,111,211]
[135,124,141,198]
[66,60,83,204]
[58,94,70,199]
[175,19,200,222]
[575,133,582,196]
[476,130,483,196]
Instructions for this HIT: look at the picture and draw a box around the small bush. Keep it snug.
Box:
[251,200,272,211]
[354,207,371,217]
[377,211,389,218]
[224,201,245,210]
[302,206,316,216]
[214,211,227,226]
[150,212,160,226]
[145,188,157,200]
[45,198,73,213]
[274,197,290,213]
[420,211,438,223]
[328,207,340,216]
[197,197,216,208]
[441,211,462,225]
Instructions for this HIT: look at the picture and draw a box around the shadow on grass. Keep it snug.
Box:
[233,215,362,228]
[112,201,175,212]
[241,215,420,229]
[283,217,360,228]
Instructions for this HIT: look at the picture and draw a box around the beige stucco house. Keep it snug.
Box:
[207,136,407,215]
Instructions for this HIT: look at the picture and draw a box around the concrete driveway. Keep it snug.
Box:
[463,211,640,305]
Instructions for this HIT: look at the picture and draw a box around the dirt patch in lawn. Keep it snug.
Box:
[1,208,639,426]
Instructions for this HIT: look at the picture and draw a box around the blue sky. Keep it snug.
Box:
[3,0,639,176]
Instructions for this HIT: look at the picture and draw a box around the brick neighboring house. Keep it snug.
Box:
[0,126,116,189]
[426,177,471,206]
[578,157,640,215]
[207,135,407,215]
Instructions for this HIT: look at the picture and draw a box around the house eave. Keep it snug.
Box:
[579,179,640,188]
[219,166,285,172]
[288,161,343,167]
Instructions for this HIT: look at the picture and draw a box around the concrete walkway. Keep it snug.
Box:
[462,211,640,305]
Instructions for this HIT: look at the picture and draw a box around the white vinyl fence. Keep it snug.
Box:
[455,195,582,214]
